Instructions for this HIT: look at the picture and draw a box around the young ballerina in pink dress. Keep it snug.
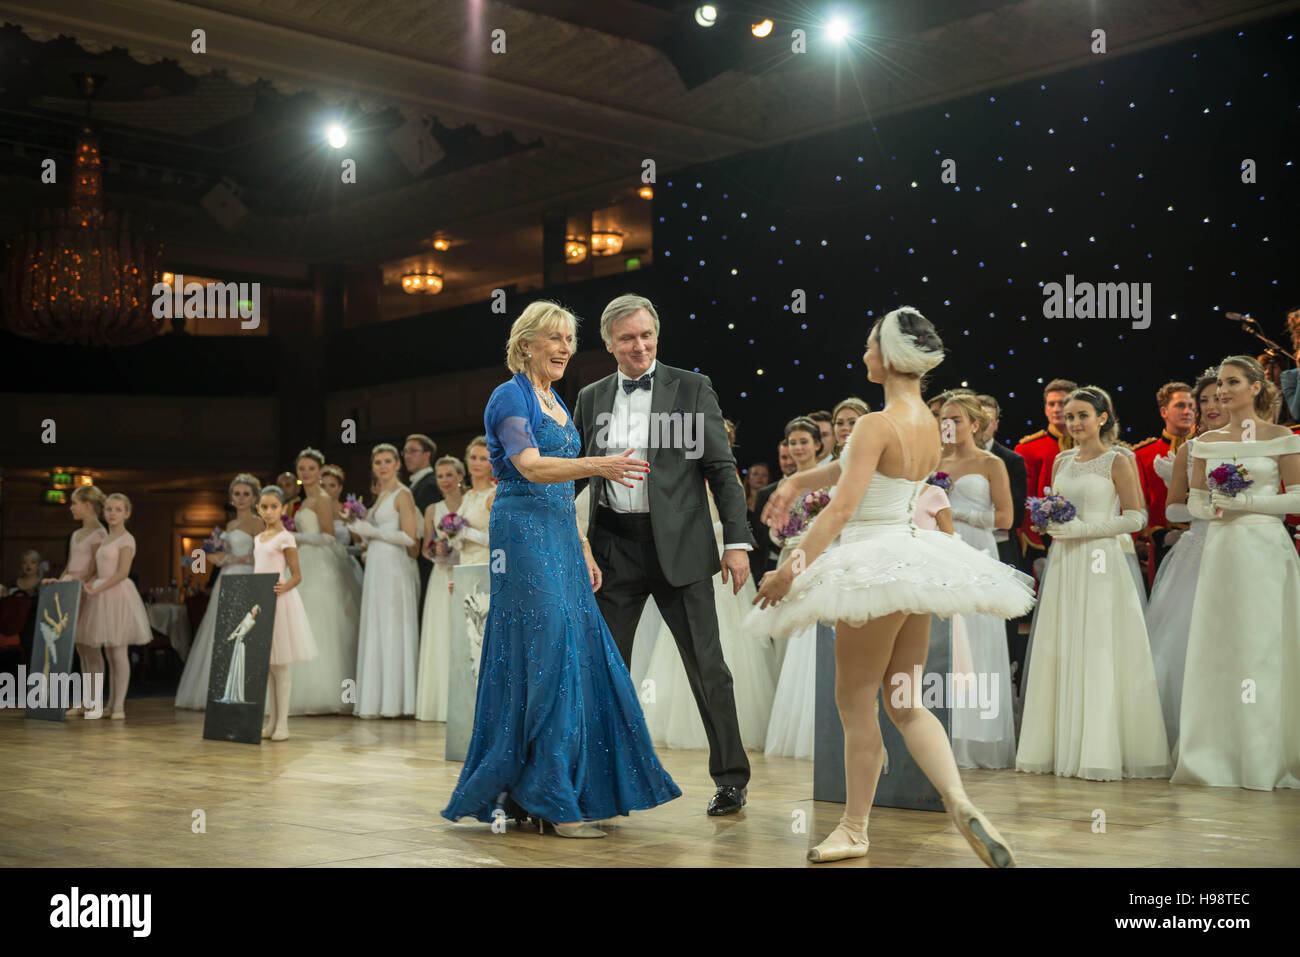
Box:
[254,485,318,741]
[77,493,153,719]
[42,484,108,716]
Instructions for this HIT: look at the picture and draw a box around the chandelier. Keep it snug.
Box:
[590,230,625,256]
[3,79,165,346]
[400,272,444,294]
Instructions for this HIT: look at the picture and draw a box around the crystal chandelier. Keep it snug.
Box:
[3,78,165,346]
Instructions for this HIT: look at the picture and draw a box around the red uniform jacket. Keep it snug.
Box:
[1132,430,1193,536]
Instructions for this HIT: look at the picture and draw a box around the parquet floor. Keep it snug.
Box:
[2,700,1297,867]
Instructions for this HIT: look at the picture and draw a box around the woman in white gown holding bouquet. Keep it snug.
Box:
[286,448,361,715]
[1173,356,1300,790]
[936,394,1018,769]
[415,454,467,722]
[752,306,1033,866]
[1015,386,1170,781]
[175,474,263,710]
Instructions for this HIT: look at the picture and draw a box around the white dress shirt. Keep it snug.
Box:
[603,360,749,551]
[408,465,433,490]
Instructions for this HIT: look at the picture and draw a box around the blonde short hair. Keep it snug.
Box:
[105,492,133,515]
[505,301,579,374]
[435,455,465,478]
[71,484,106,518]
[600,294,660,345]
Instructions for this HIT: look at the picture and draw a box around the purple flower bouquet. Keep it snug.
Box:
[1026,493,1077,533]
[927,471,952,491]
[1206,462,1253,518]
[281,514,296,532]
[775,488,832,548]
[340,493,367,521]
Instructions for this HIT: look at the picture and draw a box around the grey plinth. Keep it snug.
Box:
[813,616,953,812]
[445,562,491,762]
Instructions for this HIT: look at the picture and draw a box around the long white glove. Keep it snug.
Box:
[950,505,996,529]
[1210,486,1300,516]
[1152,451,1176,486]
[458,526,489,547]
[1165,502,1193,523]
[292,531,335,547]
[348,519,414,547]
[1048,508,1145,539]
[1186,489,1215,521]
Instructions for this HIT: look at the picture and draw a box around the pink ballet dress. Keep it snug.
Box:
[254,529,318,665]
[78,532,153,648]
[61,526,106,644]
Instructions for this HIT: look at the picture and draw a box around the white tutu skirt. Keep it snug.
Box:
[743,523,1036,640]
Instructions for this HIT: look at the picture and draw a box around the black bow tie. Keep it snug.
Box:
[622,372,654,394]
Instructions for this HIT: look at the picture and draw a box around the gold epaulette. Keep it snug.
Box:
[1017,429,1047,446]
[1131,436,1159,451]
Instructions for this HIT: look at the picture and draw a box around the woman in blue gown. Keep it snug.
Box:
[442,301,680,837]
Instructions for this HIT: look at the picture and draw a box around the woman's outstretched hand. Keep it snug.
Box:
[752,563,795,609]
[589,448,649,489]
[761,479,797,528]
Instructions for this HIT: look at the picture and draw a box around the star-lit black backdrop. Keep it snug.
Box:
[649,14,1297,460]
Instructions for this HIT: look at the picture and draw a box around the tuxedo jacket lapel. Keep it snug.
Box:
[648,365,679,468]
[590,373,618,509]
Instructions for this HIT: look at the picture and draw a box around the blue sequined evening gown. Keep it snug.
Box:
[442,411,681,824]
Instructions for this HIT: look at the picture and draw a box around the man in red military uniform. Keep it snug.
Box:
[1014,378,1078,562]
[1132,381,1196,584]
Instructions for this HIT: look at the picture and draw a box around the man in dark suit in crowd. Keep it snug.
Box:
[976,394,1030,693]
[403,433,442,627]
[749,440,792,583]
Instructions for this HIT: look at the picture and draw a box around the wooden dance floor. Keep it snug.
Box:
[3,699,1296,868]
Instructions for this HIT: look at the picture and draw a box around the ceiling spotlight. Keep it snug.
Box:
[326,124,348,149]
[432,237,450,251]
[639,186,654,200]
[752,19,773,38]
[827,16,851,41]
[694,5,718,28]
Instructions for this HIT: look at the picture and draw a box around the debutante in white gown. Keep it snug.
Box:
[415,500,456,722]
[175,528,255,709]
[948,473,1017,769]
[1145,442,1206,748]
[1172,434,1300,790]
[1016,448,1170,780]
[640,488,777,751]
[355,489,421,717]
[761,485,834,760]
[288,507,361,715]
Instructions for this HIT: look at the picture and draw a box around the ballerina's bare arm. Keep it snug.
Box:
[760,460,843,528]
[777,414,890,572]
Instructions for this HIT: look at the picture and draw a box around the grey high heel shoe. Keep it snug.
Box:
[540,819,606,839]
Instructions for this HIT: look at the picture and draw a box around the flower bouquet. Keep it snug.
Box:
[340,493,367,521]
[1206,461,1253,518]
[200,527,225,553]
[430,512,468,565]
[927,471,952,491]
[1026,493,1076,534]
[774,488,832,549]
[281,513,296,533]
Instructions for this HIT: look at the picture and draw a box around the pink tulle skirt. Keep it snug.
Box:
[270,587,317,665]
[79,580,152,648]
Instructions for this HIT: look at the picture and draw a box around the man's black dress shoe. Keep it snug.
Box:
[707,785,747,816]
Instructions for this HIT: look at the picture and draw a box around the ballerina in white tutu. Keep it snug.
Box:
[1174,356,1300,790]
[1145,369,1224,748]
[752,306,1032,866]
[1015,386,1170,781]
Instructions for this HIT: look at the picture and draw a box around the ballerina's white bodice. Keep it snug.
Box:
[839,472,925,544]
[221,529,255,574]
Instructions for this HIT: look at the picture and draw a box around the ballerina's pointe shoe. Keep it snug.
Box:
[949,799,1015,868]
[808,813,870,862]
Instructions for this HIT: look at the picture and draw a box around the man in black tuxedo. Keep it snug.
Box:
[976,394,1030,693]
[748,441,792,583]
[573,294,753,817]
[403,433,442,627]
